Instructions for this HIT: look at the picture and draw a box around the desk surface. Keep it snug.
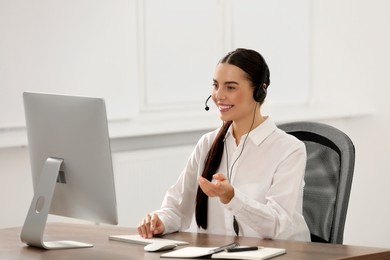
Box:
[1,223,390,260]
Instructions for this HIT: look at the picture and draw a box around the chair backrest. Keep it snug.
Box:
[278,121,355,244]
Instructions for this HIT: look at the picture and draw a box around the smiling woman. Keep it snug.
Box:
[137,48,310,242]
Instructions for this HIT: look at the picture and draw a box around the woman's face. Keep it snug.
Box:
[212,63,257,124]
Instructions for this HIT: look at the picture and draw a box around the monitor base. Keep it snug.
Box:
[42,240,93,249]
[20,158,93,250]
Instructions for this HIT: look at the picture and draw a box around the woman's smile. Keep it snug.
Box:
[218,104,233,112]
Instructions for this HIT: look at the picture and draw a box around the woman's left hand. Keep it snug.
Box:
[198,173,234,204]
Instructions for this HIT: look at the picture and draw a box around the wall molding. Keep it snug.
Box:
[0,103,374,150]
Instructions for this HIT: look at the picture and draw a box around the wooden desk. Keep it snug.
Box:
[1,223,389,260]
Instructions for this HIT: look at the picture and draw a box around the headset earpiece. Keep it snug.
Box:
[253,84,267,103]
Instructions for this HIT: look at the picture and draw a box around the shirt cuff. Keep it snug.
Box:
[153,210,178,235]
[223,188,246,215]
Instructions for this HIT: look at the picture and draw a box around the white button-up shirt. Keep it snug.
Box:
[154,117,310,241]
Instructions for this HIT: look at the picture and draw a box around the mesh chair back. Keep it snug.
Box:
[278,121,355,244]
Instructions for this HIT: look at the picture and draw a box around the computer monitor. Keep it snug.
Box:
[21,92,118,249]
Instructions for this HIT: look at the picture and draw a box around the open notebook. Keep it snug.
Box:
[160,246,286,259]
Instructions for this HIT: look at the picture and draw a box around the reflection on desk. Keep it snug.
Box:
[0,223,389,260]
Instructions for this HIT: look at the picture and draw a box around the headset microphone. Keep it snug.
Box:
[204,95,211,111]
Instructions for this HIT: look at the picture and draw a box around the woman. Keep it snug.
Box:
[137,48,310,241]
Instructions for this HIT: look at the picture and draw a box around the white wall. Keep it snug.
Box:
[0,0,390,249]
[310,0,390,248]
[0,147,32,228]
[0,0,310,132]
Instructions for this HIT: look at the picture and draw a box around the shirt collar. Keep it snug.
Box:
[224,117,277,146]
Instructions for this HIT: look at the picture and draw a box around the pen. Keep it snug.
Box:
[226,246,259,252]
[210,242,239,254]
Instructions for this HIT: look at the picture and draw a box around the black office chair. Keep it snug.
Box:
[278,121,355,244]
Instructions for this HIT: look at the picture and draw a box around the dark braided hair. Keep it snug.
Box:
[195,120,232,229]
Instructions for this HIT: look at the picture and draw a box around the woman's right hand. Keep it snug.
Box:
[137,213,165,238]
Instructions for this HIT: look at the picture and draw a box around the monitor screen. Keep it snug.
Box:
[21,92,118,249]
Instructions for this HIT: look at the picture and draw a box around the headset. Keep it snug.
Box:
[252,84,267,103]
[252,56,269,103]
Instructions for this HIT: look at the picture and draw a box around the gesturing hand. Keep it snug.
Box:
[198,173,234,204]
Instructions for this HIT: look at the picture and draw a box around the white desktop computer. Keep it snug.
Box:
[21,92,118,249]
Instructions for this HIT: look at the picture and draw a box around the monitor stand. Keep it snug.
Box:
[20,157,93,249]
